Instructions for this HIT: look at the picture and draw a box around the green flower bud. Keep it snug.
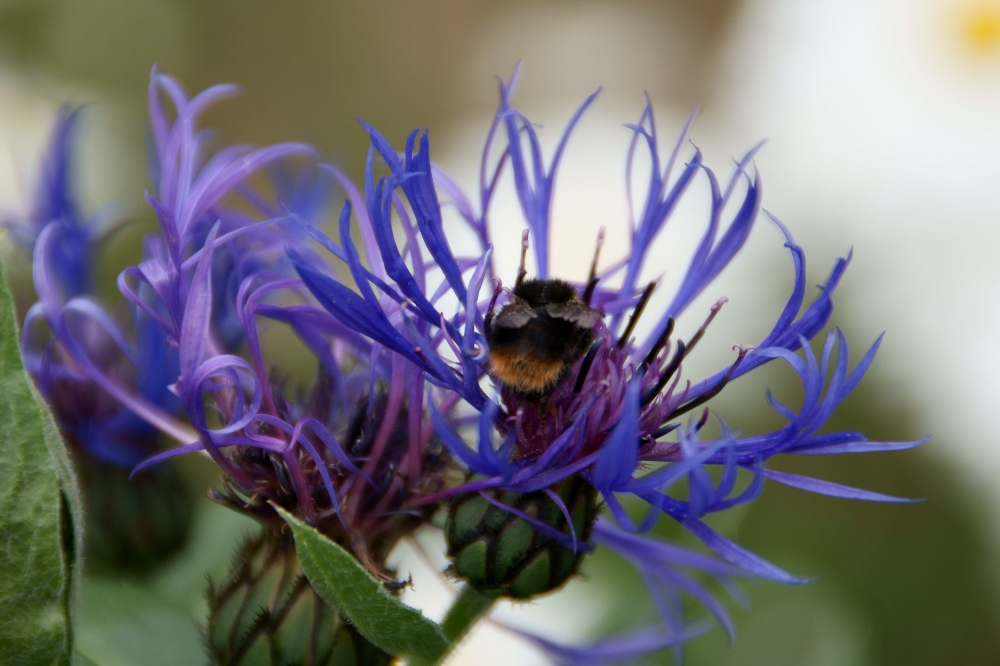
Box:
[445,477,598,599]
[80,455,192,573]
[206,530,392,666]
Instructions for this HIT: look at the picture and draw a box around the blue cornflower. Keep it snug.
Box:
[8,105,186,467]
[293,67,924,660]
[5,103,200,570]
[84,70,462,660]
[3,106,89,294]
[120,71,457,586]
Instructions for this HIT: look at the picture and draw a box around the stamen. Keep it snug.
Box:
[665,345,752,420]
[411,346,439,374]
[573,337,606,392]
[583,276,600,306]
[650,422,681,439]
[515,229,529,290]
[694,407,710,432]
[642,340,685,405]
[642,317,675,367]
[589,226,605,283]
[582,226,605,305]
[617,281,656,349]
[269,453,295,497]
[684,297,728,357]
[640,299,728,406]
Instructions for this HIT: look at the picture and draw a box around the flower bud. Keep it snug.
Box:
[445,477,597,599]
[80,455,192,573]
[206,530,392,665]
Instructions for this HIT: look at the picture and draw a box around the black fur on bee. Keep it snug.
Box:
[484,278,601,401]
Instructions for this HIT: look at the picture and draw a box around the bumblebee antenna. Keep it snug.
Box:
[582,226,605,305]
[515,229,529,291]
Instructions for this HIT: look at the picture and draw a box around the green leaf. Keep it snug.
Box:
[274,505,450,661]
[0,253,83,664]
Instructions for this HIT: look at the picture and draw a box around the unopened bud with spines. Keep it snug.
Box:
[445,476,598,599]
[206,530,392,666]
[81,455,192,573]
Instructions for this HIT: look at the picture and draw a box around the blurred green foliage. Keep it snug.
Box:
[0,0,738,167]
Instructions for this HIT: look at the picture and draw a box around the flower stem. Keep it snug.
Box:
[442,584,497,642]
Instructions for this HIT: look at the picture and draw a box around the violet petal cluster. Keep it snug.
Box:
[8,106,183,467]
[293,68,924,660]
[119,71,457,581]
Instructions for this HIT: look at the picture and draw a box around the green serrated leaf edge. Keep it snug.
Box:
[0,251,84,665]
[274,504,450,661]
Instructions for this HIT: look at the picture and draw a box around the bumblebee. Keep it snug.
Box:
[484,230,603,401]
[485,277,601,400]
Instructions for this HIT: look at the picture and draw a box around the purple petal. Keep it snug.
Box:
[429,401,494,475]
[179,221,219,380]
[591,378,641,490]
[761,468,921,503]
[518,622,712,665]
[594,518,745,578]
[684,518,809,584]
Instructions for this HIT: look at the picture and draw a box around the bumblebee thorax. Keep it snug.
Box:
[485,278,601,400]
[511,278,579,307]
